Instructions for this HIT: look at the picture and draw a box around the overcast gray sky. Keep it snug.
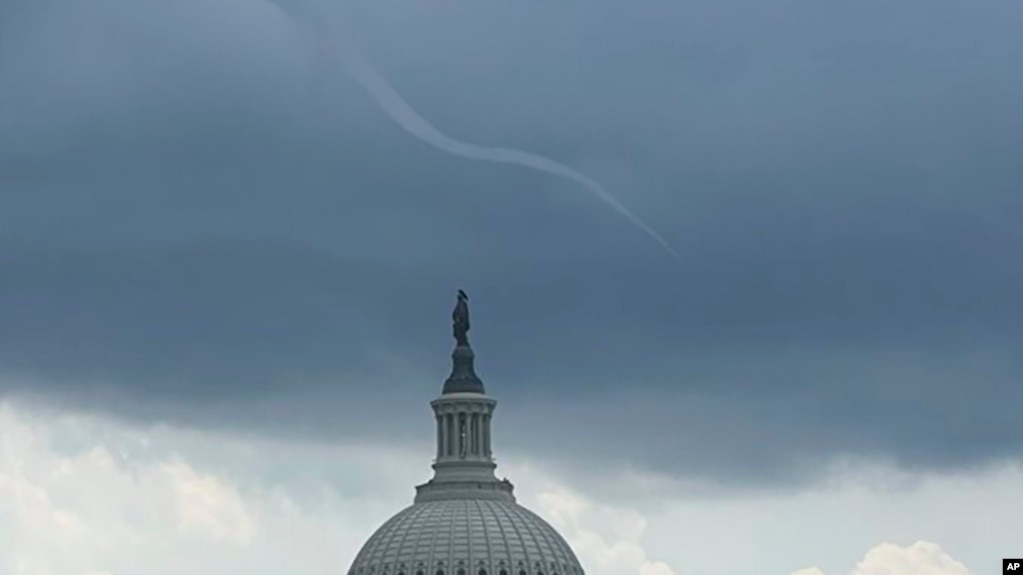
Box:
[1,2,1022,571]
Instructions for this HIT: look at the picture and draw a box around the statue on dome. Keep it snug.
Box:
[453,289,470,346]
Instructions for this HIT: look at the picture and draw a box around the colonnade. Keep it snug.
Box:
[435,405,492,460]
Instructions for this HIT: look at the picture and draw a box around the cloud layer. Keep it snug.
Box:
[3,399,1015,575]
[2,0,1022,491]
[0,399,677,575]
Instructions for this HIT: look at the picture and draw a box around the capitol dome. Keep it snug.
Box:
[349,500,583,575]
[347,292,585,575]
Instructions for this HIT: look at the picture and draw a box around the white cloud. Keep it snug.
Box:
[792,540,974,575]
[160,457,256,544]
[0,398,1013,575]
[0,398,682,575]
[532,486,676,575]
[636,455,1019,575]
[849,541,973,575]
[0,400,390,575]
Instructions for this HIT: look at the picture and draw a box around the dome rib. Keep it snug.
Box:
[390,504,418,573]
[450,501,458,568]
[489,499,516,571]
[476,500,493,574]
[492,499,531,572]
[464,501,475,573]
[423,505,439,574]
[516,504,549,573]
[527,506,577,573]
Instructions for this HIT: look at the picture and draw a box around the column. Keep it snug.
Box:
[479,413,485,455]
[470,413,478,455]
[458,413,467,458]
[475,413,483,456]
[483,414,491,457]
[477,412,483,455]
[446,413,454,456]
[436,415,443,459]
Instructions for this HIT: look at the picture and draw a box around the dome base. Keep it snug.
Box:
[414,477,515,503]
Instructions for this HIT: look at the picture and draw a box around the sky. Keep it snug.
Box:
[1,0,1021,573]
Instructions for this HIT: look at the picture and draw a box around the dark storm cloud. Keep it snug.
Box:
[2,0,1022,487]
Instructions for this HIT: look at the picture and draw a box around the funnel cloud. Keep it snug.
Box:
[265,0,679,261]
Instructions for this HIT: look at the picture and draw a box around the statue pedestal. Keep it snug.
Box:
[442,344,485,395]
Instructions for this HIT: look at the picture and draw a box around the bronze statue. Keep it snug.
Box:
[453,289,470,346]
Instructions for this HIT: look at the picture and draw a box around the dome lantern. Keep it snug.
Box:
[417,290,511,503]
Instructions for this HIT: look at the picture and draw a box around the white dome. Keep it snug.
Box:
[349,499,583,575]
